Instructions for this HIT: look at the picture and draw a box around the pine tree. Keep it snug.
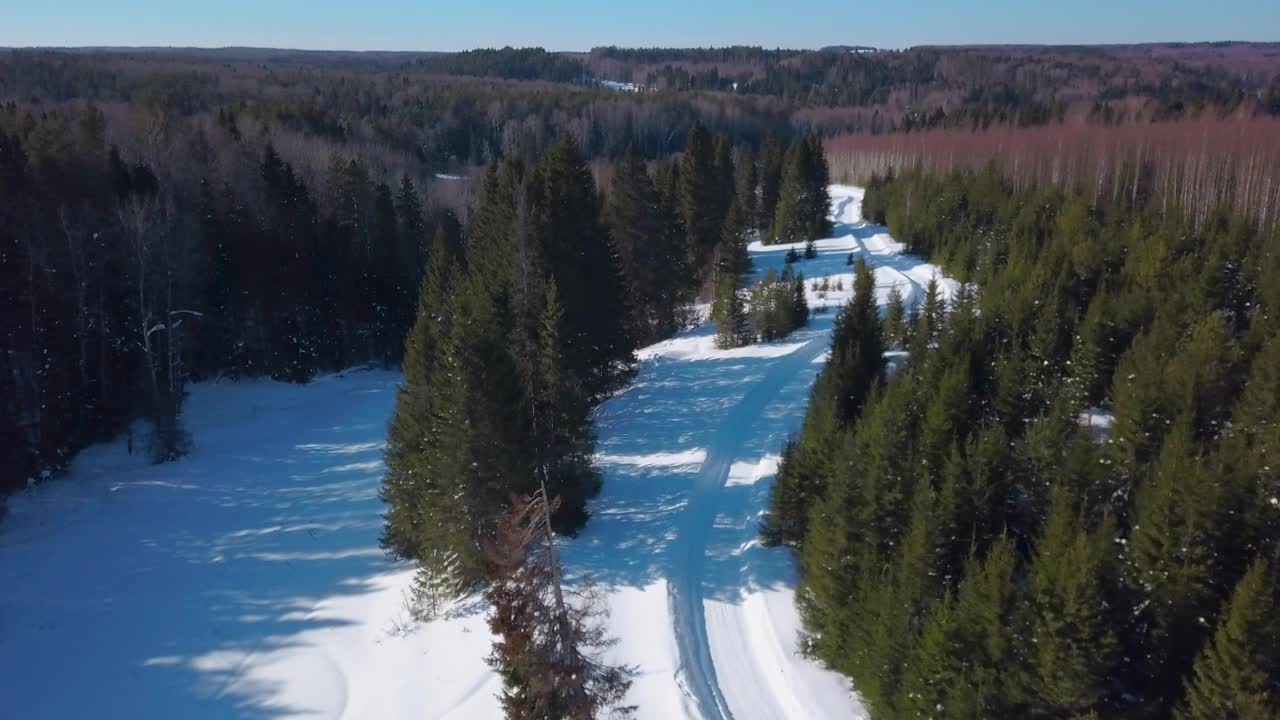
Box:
[1176,558,1278,720]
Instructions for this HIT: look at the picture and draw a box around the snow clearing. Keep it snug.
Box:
[1,186,957,719]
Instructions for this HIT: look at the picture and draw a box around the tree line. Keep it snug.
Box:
[0,96,474,492]
[0,44,834,498]
[826,117,1280,236]
[764,167,1280,719]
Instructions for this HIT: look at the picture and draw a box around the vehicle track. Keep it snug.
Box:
[668,336,829,720]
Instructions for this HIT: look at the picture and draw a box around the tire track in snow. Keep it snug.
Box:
[668,336,830,720]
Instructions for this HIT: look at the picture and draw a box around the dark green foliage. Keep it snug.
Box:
[772,167,1280,719]
[711,271,749,350]
[680,121,722,281]
[762,260,884,546]
[2,52,815,494]
[528,135,635,400]
[733,145,759,232]
[382,136,637,590]
[757,133,785,234]
[899,540,1021,719]
[768,135,832,245]
[718,197,754,278]
[1176,558,1278,720]
[882,286,907,348]
[748,268,808,342]
[1020,495,1120,718]
[381,229,457,561]
[826,259,886,426]
[604,145,692,345]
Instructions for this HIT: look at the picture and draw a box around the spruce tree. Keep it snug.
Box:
[757,132,785,234]
[532,280,600,533]
[370,180,401,364]
[733,144,758,232]
[713,133,735,229]
[1064,294,1106,413]
[718,197,753,277]
[1128,423,1225,701]
[883,285,907,348]
[1020,493,1120,718]
[828,259,886,425]
[711,270,748,349]
[605,144,672,344]
[529,134,635,399]
[771,135,832,245]
[791,271,810,328]
[900,541,1021,719]
[381,234,458,560]
[1176,558,1278,720]
[769,139,809,245]
[394,174,428,344]
[680,121,721,279]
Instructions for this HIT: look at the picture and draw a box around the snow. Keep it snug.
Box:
[1079,408,1116,442]
[599,80,643,92]
[1,185,950,719]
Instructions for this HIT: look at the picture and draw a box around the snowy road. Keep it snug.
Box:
[667,334,829,720]
[0,186,954,719]
[582,185,956,719]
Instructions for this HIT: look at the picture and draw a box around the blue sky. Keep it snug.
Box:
[3,0,1278,51]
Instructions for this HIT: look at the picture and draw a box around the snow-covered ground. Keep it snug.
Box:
[0,186,956,719]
